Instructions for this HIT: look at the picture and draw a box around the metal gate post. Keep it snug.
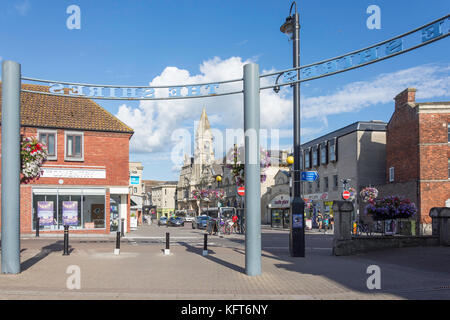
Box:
[1,60,22,274]
[243,63,261,276]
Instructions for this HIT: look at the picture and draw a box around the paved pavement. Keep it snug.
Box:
[0,223,449,300]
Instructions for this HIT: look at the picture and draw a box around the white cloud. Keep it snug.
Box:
[14,0,30,16]
[116,60,450,156]
[116,56,292,154]
[301,64,450,119]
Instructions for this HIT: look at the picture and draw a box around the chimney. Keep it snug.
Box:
[394,88,416,109]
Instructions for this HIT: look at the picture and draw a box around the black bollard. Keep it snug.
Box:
[35,217,40,237]
[121,219,125,237]
[203,233,208,256]
[164,232,170,255]
[63,225,70,256]
[114,231,121,255]
[116,231,121,250]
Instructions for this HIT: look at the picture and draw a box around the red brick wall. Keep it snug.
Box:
[418,111,450,224]
[386,88,450,227]
[0,127,131,234]
[386,89,420,182]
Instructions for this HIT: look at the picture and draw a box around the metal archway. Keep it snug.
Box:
[2,14,449,275]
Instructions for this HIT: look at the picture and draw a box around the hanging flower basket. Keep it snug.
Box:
[360,187,379,203]
[364,196,417,221]
[226,144,271,186]
[21,136,48,184]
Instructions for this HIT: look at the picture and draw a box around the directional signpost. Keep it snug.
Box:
[301,171,319,182]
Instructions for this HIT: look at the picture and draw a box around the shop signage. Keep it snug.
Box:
[62,201,78,226]
[304,193,328,201]
[37,201,54,226]
[41,167,106,179]
[270,194,290,208]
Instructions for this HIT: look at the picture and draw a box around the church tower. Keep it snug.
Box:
[194,107,214,166]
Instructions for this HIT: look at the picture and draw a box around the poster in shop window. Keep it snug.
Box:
[37,201,54,226]
[62,201,79,226]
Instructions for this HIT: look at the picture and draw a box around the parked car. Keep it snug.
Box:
[158,216,168,226]
[175,210,195,223]
[192,215,210,229]
[168,216,185,227]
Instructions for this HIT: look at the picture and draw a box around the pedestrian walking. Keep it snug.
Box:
[316,211,323,232]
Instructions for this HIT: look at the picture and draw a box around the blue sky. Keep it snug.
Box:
[1,0,449,180]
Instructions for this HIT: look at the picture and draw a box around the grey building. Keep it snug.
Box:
[300,121,387,224]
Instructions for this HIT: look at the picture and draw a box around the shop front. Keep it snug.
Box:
[268,194,290,229]
[32,187,128,234]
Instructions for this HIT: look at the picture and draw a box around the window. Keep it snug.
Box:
[320,142,328,165]
[65,132,83,161]
[316,179,320,191]
[448,124,450,142]
[134,187,138,194]
[329,138,337,162]
[308,182,312,193]
[38,130,57,160]
[333,175,338,190]
[304,149,310,168]
[324,177,329,191]
[389,167,395,182]
[32,189,106,230]
[312,146,318,167]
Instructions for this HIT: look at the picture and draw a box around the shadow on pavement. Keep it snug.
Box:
[178,241,245,274]
[21,241,74,272]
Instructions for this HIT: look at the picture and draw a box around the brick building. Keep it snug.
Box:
[0,84,134,235]
[382,88,450,235]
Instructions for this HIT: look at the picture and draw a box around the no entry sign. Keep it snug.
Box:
[342,190,351,200]
[238,187,245,196]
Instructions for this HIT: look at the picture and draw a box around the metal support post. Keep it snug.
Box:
[1,60,22,274]
[243,63,261,276]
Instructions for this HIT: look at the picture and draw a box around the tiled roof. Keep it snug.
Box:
[0,83,134,134]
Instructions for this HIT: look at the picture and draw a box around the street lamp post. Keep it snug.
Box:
[215,175,222,236]
[280,1,305,257]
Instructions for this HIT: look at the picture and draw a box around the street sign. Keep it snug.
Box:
[342,190,351,200]
[237,187,245,196]
[301,171,319,182]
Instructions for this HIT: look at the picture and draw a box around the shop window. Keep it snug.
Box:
[32,189,106,230]
[65,131,84,161]
[38,130,57,160]
[110,195,121,232]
